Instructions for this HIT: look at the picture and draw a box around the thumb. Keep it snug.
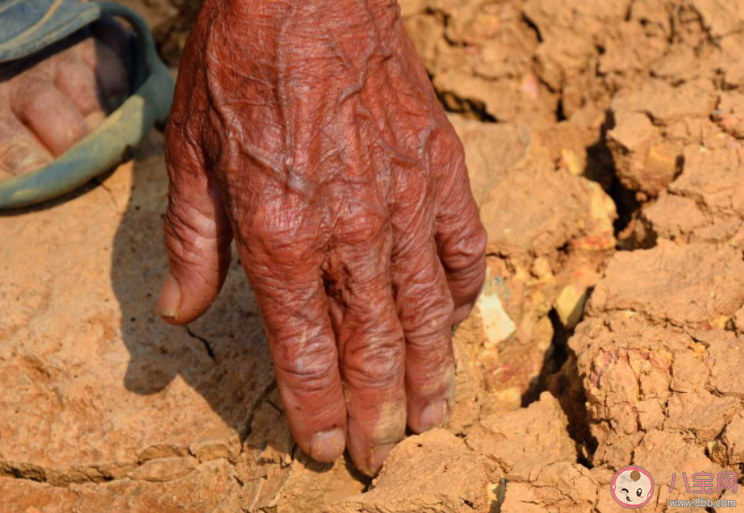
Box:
[157,128,233,324]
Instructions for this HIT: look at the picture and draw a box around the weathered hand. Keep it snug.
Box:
[158,0,486,475]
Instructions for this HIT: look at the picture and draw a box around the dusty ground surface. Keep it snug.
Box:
[2,0,744,511]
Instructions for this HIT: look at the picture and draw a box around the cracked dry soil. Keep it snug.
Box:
[2,0,744,511]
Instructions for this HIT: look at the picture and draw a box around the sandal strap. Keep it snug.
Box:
[0,0,103,63]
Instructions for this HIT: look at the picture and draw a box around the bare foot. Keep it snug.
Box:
[0,19,132,180]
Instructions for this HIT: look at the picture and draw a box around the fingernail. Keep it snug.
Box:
[452,302,475,324]
[419,399,448,432]
[452,284,484,324]
[367,442,396,475]
[309,428,345,462]
[156,272,181,321]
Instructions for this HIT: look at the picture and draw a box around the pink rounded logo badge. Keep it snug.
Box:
[611,465,654,509]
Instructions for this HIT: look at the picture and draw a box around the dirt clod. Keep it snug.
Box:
[327,429,500,513]
[571,242,744,474]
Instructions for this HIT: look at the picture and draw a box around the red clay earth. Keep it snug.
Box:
[1,0,743,511]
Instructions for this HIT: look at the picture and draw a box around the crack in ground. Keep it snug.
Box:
[0,457,235,488]
[185,327,217,361]
[0,373,280,488]
[0,382,282,488]
[241,380,279,441]
[91,176,122,214]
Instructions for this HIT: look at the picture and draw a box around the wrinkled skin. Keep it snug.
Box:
[158,0,487,475]
[0,21,130,180]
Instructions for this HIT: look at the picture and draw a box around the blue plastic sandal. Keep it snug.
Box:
[0,0,174,208]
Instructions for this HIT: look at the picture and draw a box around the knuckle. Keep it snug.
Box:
[438,193,488,267]
[337,210,389,246]
[245,214,323,266]
[422,301,455,335]
[163,203,227,270]
[273,339,338,392]
[402,293,454,342]
[408,357,455,395]
[244,201,302,241]
[472,222,488,254]
[164,204,200,248]
[344,336,404,389]
[354,213,387,238]
[448,222,488,270]
[163,216,190,263]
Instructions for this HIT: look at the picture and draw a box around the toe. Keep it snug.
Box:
[10,79,88,156]
[0,103,53,177]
